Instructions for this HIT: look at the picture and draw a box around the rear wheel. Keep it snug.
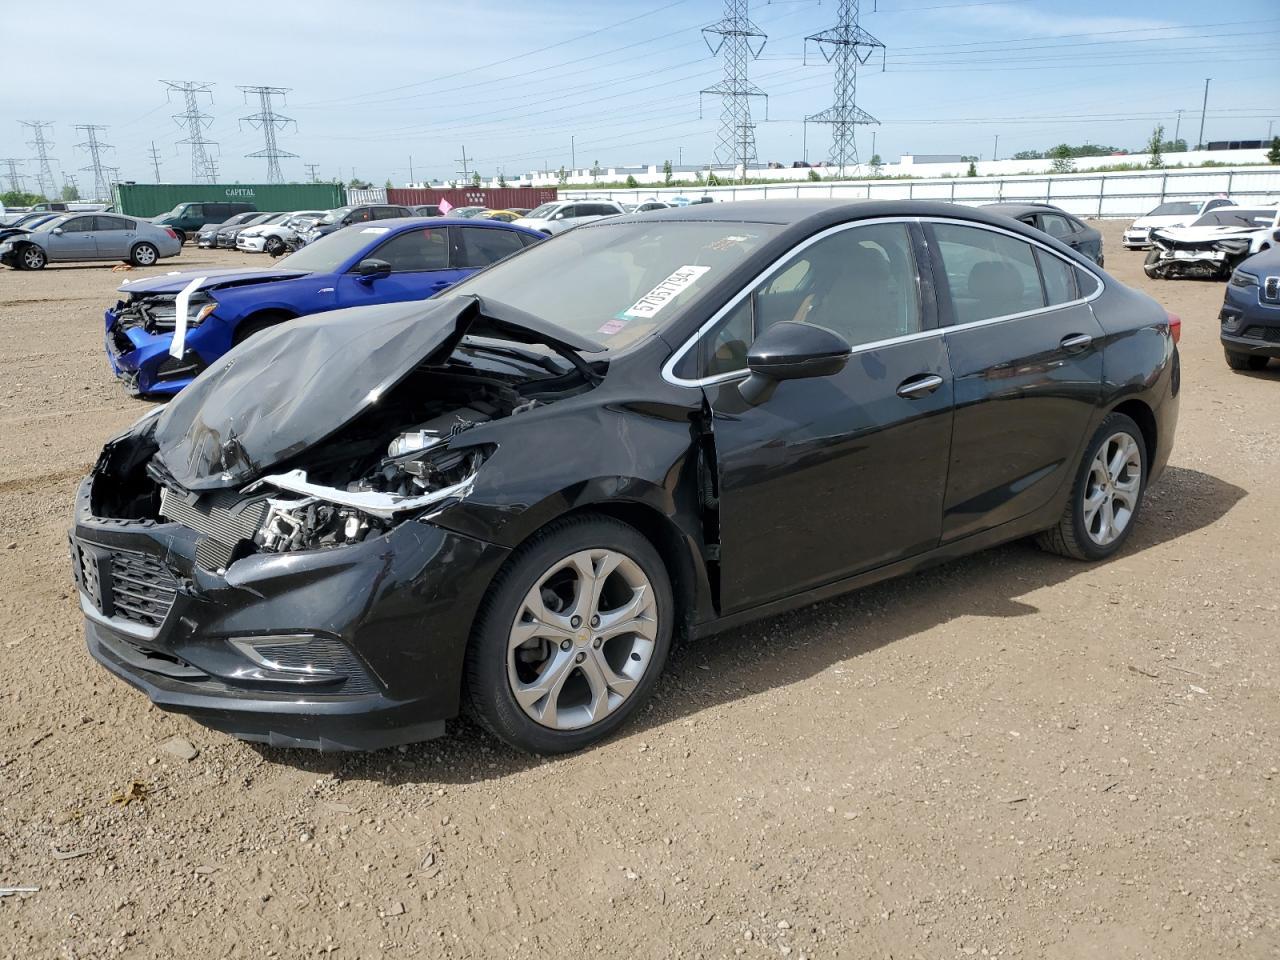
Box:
[173,230,187,246]
[1036,413,1147,561]
[19,244,46,270]
[465,515,672,754]
[1224,349,1269,372]
[129,242,158,267]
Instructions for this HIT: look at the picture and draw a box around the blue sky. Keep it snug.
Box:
[2,0,1278,186]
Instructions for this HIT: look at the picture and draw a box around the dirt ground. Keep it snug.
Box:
[0,221,1276,959]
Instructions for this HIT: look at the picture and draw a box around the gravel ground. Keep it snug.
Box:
[0,223,1276,959]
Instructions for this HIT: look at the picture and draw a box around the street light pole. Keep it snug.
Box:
[1197,78,1211,149]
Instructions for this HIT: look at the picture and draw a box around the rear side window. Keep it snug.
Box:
[370,227,449,271]
[1038,213,1076,239]
[1035,249,1077,305]
[455,227,525,268]
[931,223,1045,324]
[95,216,131,231]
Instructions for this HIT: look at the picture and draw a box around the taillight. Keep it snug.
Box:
[164,228,178,240]
[1167,311,1181,344]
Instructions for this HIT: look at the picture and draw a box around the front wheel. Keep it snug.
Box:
[264,236,284,256]
[465,515,673,754]
[19,244,46,270]
[1143,249,1166,279]
[1036,413,1147,561]
[1224,349,1269,372]
[130,242,159,267]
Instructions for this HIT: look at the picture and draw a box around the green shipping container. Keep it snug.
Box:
[112,182,347,218]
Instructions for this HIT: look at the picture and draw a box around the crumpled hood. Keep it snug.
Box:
[118,268,311,296]
[1131,214,1193,230]
[152,295,604,492]
[1153,224,1264,242]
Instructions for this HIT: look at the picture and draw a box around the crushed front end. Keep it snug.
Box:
[104,292,218,396]
[1145,230,1254,279]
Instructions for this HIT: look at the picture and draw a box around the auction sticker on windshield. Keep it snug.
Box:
[621,265,711,320]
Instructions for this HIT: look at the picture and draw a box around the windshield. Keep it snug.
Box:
[1148,202,1200,216]
[32,216,68,233]
[525,203,560,219]
[446,220,781,352]
[1193,209,1276,228]
[318,206,352,225]
[275,223,390,272]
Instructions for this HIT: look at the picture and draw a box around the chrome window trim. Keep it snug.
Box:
[661,214,1106,388]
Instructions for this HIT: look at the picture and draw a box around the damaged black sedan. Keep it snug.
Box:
[71,200,1179,754]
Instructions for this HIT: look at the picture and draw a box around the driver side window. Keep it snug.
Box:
[693,222,923,379]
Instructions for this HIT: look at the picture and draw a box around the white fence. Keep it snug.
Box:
[564,166,1280,219]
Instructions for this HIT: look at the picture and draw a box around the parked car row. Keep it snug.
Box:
[73,199,1182,756]
[0,212,181,269]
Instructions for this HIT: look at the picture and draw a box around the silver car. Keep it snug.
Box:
[0,213,182,270]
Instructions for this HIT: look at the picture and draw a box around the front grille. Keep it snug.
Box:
[244,637,379,696]
[1242,325,1280,344]
[1264,276,1280,304]
[109,551,178,627]
[160,486,271,570]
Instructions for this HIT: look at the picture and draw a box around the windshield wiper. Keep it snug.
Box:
[465,295,606,385]
[461,339,568,377]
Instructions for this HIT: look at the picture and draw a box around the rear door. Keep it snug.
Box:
[93,215,134,258]
[335,225,456,306]
[688,220,955,610]
[453,225,526,275]
[48,215,97,260]
[925,220,1104,541]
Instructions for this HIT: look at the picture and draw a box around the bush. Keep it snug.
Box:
[808,168,821,182]
[624,175,638,188]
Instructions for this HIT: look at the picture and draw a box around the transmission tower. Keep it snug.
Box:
[456,145,472,183]
[63,173,80,198]
[148,141,163,182]
[804,0,884,175]
[700,0,768,179]
[0,158,25,194]
[238,86,297,183]
[20,121,57,199]
[304,162,320,183]
[162,80,218,183]
[74,125,114,201]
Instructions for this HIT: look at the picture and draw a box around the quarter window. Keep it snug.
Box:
[1035,249,1077,306]
[931,223,1045,324]
[369,227,449,271]
[1038,213,1076,239]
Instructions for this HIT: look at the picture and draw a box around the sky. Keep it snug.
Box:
[2,0,1278,189]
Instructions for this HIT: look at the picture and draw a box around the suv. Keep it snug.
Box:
[512,199,626,236]
[153,201,257,245]
[304,204,414,243]
[1220,246,1280,371]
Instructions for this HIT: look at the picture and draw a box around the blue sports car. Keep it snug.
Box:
[105,217,544,396]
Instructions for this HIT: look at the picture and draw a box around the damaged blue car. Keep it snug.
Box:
[104,217,543,396]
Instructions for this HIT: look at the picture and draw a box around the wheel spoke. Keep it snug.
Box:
[1108,440,1133,482]
[512,649,576,720]
[510,588,574,647]
[596,585,656,641]
[567,550,622,622]
[1082,487,1106,527]
[577,654,614,724]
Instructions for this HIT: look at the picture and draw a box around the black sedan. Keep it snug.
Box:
[70,200,1179,754]
[984,203,1104,267]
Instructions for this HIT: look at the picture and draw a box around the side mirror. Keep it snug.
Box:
[51,227,63,235]
[739,320,851,405]
[356,258,391,282]
[552,212,564,220]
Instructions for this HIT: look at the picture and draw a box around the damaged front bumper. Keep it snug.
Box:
[70,472,510,751]
[104,306,208,397]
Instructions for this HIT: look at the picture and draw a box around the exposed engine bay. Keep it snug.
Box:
[112,291,216,334]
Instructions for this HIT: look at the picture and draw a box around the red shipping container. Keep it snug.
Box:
[387,187,557,211]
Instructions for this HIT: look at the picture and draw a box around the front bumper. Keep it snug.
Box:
[71,471,509,750]
[1123,228,1151,248]
[236,235,268,252]
[103,308,204,396]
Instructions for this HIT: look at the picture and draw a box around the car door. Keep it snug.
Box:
[335,225,456,307]
[48,215,98,260]
[924,220,1105,542]
[93,215,134,258]
[688,221,954,611]
[453,225,526,277]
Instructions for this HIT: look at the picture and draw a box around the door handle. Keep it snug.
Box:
[896,373,944,399]
[1060,333,1093,351]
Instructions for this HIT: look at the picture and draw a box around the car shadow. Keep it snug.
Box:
[252,465,1245,783]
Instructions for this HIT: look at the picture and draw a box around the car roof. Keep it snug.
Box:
[982,202,1072,218]
[360,216,544,234]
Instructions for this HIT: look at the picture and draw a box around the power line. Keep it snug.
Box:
[804,0,884,174]
[19,121,57,199]
[456,145,473,183]
[304,162,320,182]
[238,86,298,183]
[73,125,114,202]
[701,0,769,177]
[162,81,218,183]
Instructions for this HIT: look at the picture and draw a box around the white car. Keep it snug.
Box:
[236,211,326,255]
[1124,197,1235,249]
[512,199,626,236]
[625,199,672,213]
[1145,203,1280,279]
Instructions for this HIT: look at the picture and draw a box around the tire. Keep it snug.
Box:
[1036,413,1147,562]
[1142,249,1165,279]
[464,514,673,754]
[1224,349,1269,372]
[173,230,187,246]
[18,244,46,270]
[130,242,159,267]
[264,236,284,256]
[231,312,290,346]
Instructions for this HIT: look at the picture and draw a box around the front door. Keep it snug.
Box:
[924,221,1105,541]
[697,221,955,611]
[48,215,97,260]
[335,225,463,307]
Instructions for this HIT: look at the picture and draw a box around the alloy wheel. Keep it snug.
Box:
[134,245,157,266]
[22,247,44,269]
[507,548,658,731]
[1082,432,1141,546]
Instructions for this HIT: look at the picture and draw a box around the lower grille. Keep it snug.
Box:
[1242,325,1280,344]
[109,551,178,627]
[160,486,271,570]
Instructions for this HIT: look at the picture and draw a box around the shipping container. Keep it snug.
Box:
[387,187,557,211]
[112,183,347,218]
